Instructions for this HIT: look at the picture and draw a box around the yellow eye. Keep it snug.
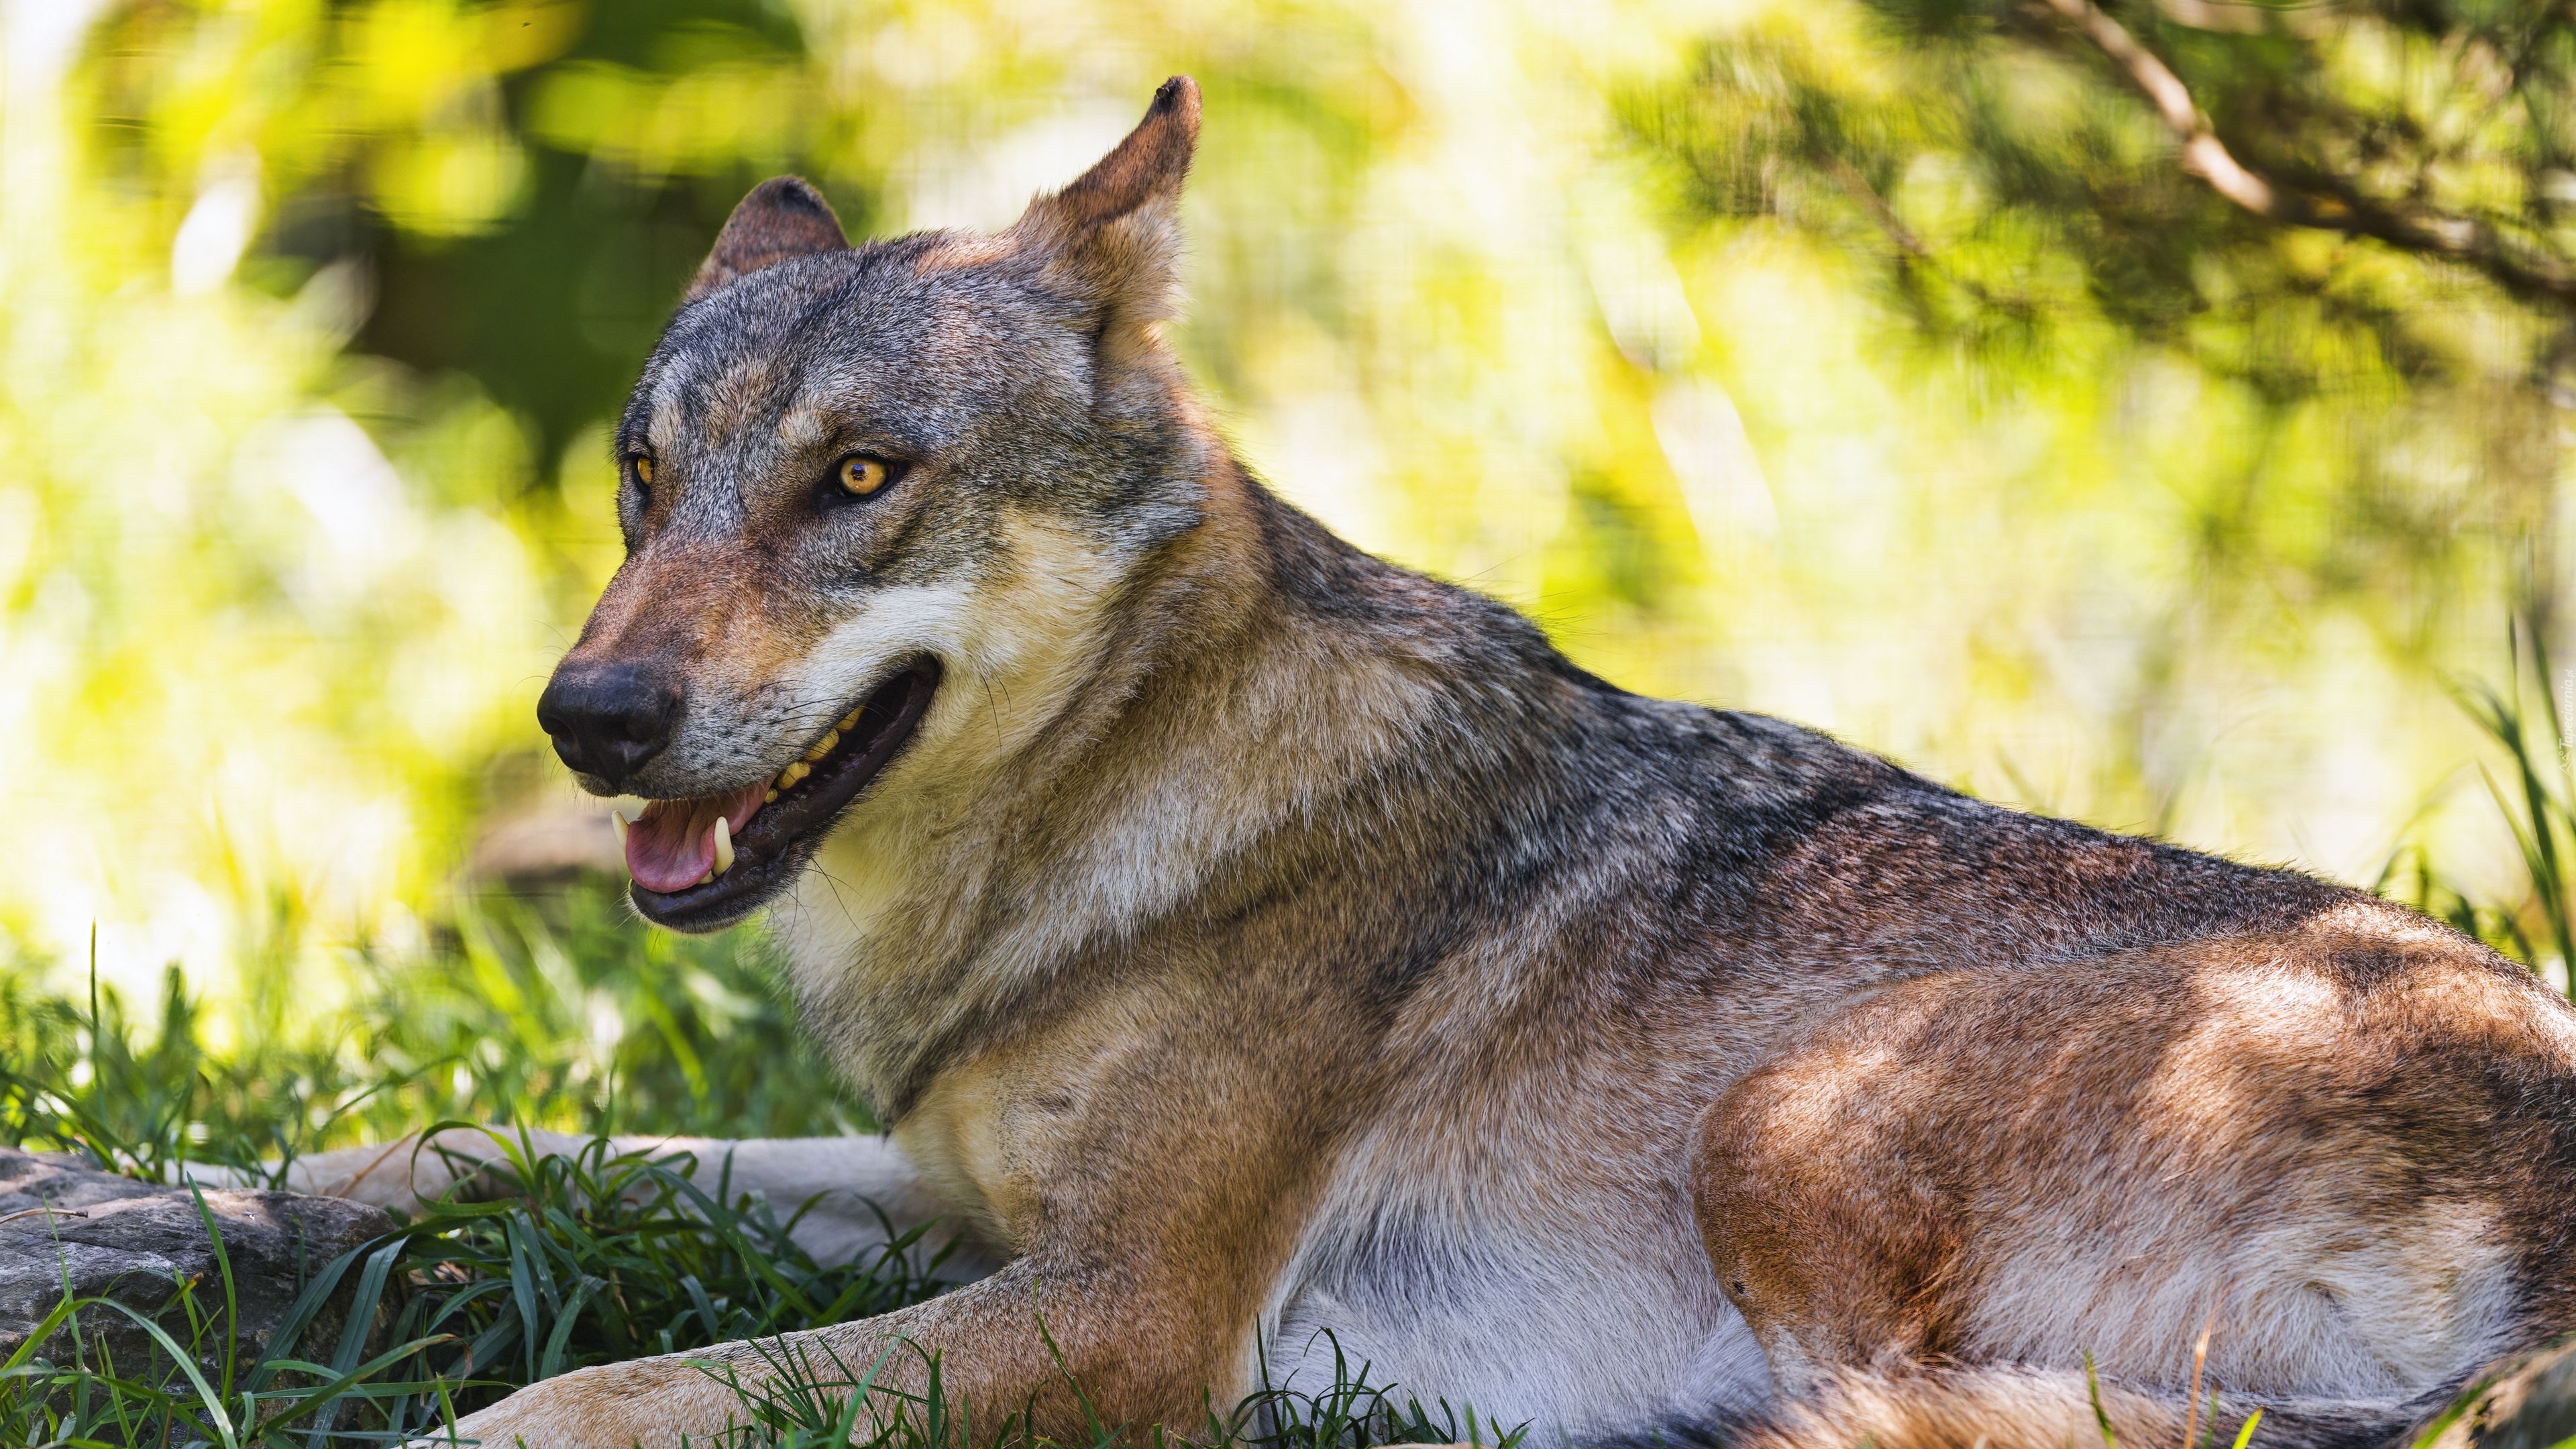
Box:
[632,455,654,486]
[839,455,892,496]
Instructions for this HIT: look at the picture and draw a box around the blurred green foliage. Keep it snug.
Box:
[1631,0,2566,621]
[3,0,2575,1106]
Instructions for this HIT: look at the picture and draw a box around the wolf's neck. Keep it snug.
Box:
[773,454,1610,1117]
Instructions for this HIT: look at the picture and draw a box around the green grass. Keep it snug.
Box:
[0,879,936,1446]
[0,1134,955,1446]
[0,879,875,1189]
[2379,608,2576,991]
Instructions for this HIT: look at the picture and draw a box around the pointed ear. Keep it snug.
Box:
[687,177,848,301]
[1006,76,1201,349]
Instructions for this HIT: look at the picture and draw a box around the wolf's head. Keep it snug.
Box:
[536,78,1214,931]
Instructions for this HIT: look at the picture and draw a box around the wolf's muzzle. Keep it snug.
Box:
[537,662,684,791]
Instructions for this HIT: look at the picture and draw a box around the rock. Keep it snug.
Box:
[2415,1334,2576,1449]
[0,1146,396,1384]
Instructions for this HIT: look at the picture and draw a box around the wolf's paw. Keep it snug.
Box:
[405,1366,638,1449]
[409,1356,764,1449]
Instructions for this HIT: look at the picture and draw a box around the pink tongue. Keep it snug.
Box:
[625,782,769,894]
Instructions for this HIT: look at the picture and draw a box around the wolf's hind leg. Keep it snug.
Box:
[1691,920,2575,1402]
[1691,1061,1966,1391]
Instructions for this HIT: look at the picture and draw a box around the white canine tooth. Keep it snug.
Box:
[609,812,628,849]
[712,816,733,875]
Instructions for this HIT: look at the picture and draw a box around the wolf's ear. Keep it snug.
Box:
[1006,76,1200,369]
[686,176,848,301]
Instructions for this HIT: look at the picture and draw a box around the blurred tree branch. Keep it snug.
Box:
[1624,0,2571,764]
[2031,0,2282,215]
[2026,0,2576,305]
[1634,0,2576,392]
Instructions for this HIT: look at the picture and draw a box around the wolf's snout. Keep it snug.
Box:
[537,663,683,790]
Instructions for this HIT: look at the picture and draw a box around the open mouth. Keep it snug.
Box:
[616,657,941,930]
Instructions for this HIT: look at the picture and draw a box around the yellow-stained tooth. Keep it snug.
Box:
[838,710,861,732]
[712,816,733,875]
[780,761,809,788]
[764,789,778,804]
[806,729,839,761]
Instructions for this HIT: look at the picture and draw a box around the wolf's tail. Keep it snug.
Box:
[1622,1364,2462,1449]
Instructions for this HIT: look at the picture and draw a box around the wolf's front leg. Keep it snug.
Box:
[178,1129,995,1277]
[432,1254,1235,1449]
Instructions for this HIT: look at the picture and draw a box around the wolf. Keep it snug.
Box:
[274,77,2576,1448]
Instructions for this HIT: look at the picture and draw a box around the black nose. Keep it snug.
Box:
[537,663,682,788]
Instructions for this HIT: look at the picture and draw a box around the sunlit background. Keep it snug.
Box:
[0,0,2562,1047]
